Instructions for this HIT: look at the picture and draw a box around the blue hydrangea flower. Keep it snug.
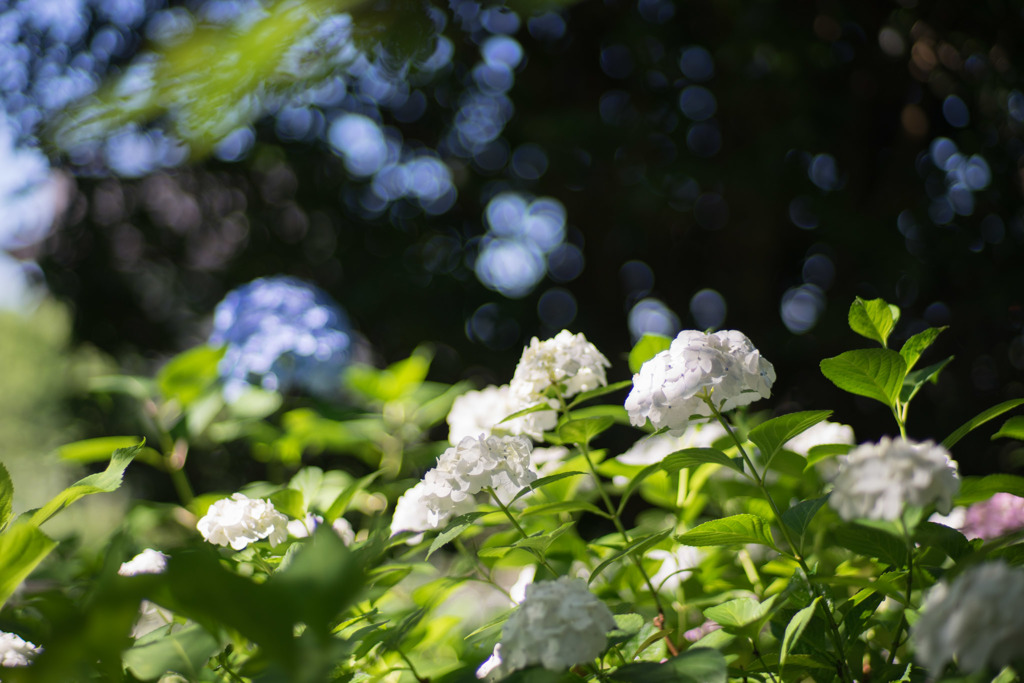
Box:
[209,276,353,401]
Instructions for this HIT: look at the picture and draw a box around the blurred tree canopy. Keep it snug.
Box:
[4,0,1023,474]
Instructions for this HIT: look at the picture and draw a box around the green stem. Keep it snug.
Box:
[888,520,914,666]
[704,398,855,683]
[396,647,428,683]
[486,488,559,578]
[454,537,515,602]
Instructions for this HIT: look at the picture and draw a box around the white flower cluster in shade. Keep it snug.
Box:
[912,561,1024,675]
[828,438,960,521]
[0,631,41,667]
[625,330,775,433]
[197,493,289,550]
[117,549,176,638]
[509,330,610,407]
[447,384,556,444]
[391,435,537,536]
[477,577,616,679]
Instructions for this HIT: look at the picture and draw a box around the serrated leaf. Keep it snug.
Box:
[831,522,907,566]
[510,472,586,505]
[588,529,673,584]
[610,647,727,683]
[477,546,513,559]
[899,356,953,404]
[993,415,1024,441]
[629,334,672,374]
[781,497,827,540]
[703,594,781,640]
[55,436,158,464]
[848,297,900,348]
[0,463,11,531]
[943,398,1024,449]
[123,623,224,681]
[558,416,615,445]
[955,474,1024,504]
[662,448,746,476]
[520,501,610,518]
[28,442,142,527]
[780,596,821,669]
[676,514,777,550]
[566,380,633,409]
[899,326,946,371]
[607,613,645,647]
[820,349,907,408]
[426,512,489,559]
[748,410,832,468]
[0,523,57,609]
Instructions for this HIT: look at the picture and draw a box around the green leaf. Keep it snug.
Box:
[520,500,610,518]
[914,521,970,562]
[498,401,557,425]
[558,416,615,445]
[56,436,157,464]
[510,472,586,505]
[610,647,727,683]
[703,594,781,640]
[992,415,1024,441]
[780,596,820,670]
[662,448,746,477]
[899,326,946,371]
[617,462,665,514]
[426,512,489,559]
[955,474,1024,504]
[748,410,832,468]
[566,380,633,409]
[324,471,381,523]
[831,522,907,566]
[781,497,827,540]
[511,521,576,553]
[804,444,851,471]
[628,334,672,374]
[676,514,777,550]
[269,488,306,520]
[820,349,907,408]
[157,344,225,406]
[0,463,11,531]
[588,529,673,584]
[848,297,900,348]
[0,523,57,609]
[899,356,953,404]
[942,398,1024,449]
[122,624,224,681]
[27,442,142,527]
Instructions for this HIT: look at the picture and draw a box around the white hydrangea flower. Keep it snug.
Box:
[447,384,557,443]
[421,435,537,524]
[912,561,1024,675]
[648,545,704,593]
[476,644,504,682]
[509,330,611,406]
[390,480,475,543]
[287,513,356,545]
[0,631,41,667]
[196,493,289,550]
[829,438,960,521]
[117,548,169,576]
[484,577,616,678]
[625,330,775,433]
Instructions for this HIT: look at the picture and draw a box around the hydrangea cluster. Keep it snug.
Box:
[447,384,556,443]
[912,561,1024,674]
[209,276,354,401]
[828,438,960,521]
[783,420,855,456]
[0,631,41,667]
[390,481,475,542]
[625,330,775,433]
[420,435,537,524]
[962,493,1024,540]
[509,330,610,406]
[197,493,289,550]
[617,422,727,466]
[479,577,616,679]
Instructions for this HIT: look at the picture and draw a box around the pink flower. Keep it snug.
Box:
[962,493,1024,540]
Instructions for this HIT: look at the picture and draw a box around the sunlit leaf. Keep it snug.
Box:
[899,326,946,372]
[510,472,586,504]
[662,448,745,476]
[848,297,900,348]
[588,529,672,584]
[992,415,1024,441]
[747,410,832,468]
[820,349,906,408]
[780,597,821,670]
[558,416,615,445]
[566,380,633,409]
[676,514,777,550]
[0,524,57,609]
[427,511,489,559]
[122,624,224,681]
[520,500,610,518]
[899,356,953,404]
[628,334,672,374]
[0,463,11,531]
[156,344,225,406]
[703,593,781,640]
